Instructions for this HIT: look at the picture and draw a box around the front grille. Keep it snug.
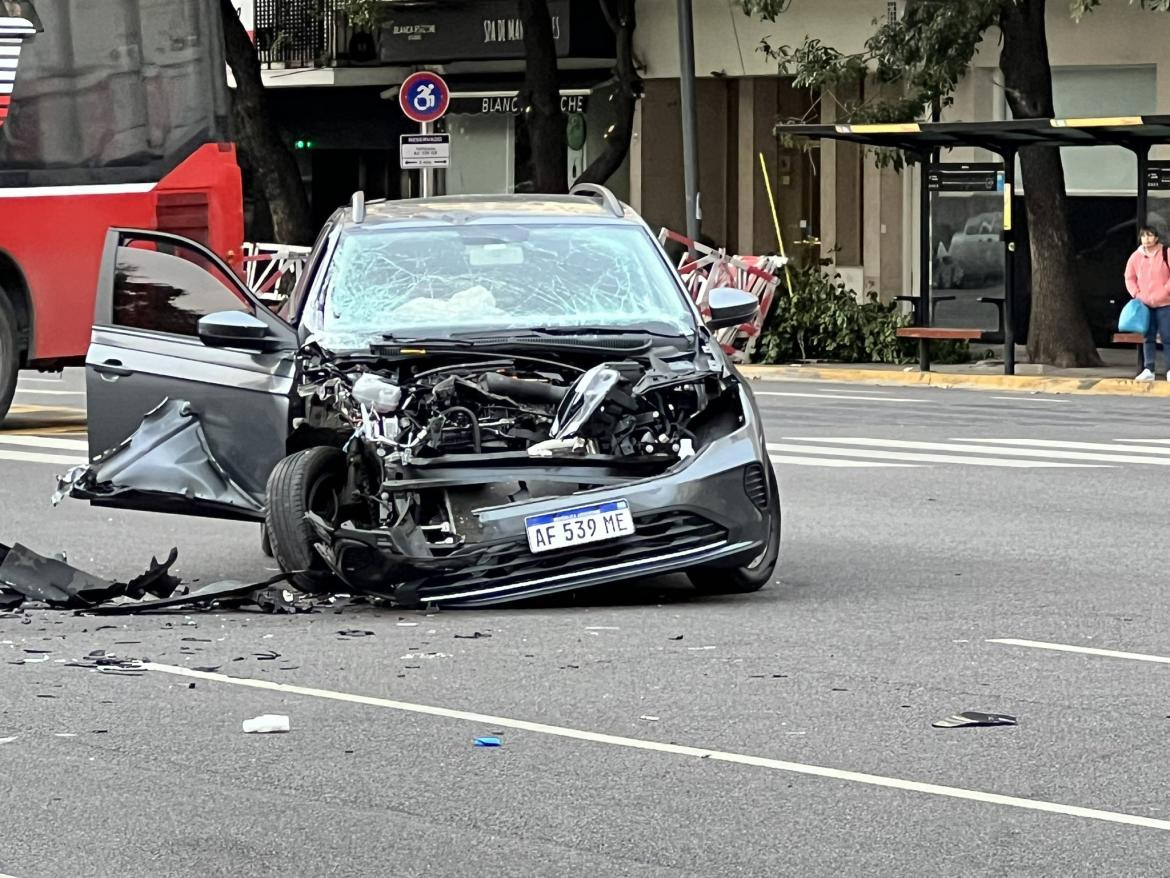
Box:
[416,510,727,600]
[743,463,769,509]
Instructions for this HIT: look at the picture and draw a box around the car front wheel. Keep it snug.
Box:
[265,447,346,594]
[686,466,781,595]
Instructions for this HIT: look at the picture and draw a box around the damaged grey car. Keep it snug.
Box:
[63,186,780,607]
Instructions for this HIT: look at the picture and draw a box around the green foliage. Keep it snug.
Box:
[1072,0,1170,21]
[743,0,1001,124]
[743,0,1170,126]
[335,0,384,32]
[754,244,969,365]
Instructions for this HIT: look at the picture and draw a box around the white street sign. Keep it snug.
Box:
[400,134,451,169]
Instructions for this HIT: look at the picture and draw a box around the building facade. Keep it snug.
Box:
[633,0,1170,323]
[238,0,1170,330]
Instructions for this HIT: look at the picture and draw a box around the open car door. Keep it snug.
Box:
[71,229,299,521]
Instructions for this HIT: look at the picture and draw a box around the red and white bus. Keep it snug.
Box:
[0,0,244,420]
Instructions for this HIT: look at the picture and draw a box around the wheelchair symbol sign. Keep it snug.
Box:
[400,72,450,124]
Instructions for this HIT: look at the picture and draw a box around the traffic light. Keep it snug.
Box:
[294,139,314,150]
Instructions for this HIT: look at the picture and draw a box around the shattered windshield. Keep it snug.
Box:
[304,224,694,343]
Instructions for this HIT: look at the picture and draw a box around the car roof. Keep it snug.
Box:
[332,194,642,230]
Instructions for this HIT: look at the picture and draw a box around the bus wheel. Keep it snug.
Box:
[0,295,18,424]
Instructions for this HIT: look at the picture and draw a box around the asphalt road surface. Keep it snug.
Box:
[3,370,1170,877]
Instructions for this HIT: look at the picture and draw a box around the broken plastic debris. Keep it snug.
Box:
[242,714,291,734]
[337,629,374,638]
[0,736,17,744]
[0,542,180,610]
[932,711,1018,729]
[474,736,502,747]
[639,715,660,722]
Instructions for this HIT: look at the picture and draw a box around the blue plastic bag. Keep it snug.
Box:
[1119,299,1151,334]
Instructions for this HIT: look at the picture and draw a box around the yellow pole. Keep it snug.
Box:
[759,152,795,298]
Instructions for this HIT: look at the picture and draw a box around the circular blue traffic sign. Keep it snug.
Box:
[399,71,450,124]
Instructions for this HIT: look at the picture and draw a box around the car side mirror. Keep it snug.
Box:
[706,287,759,330]
[197,311,278,351]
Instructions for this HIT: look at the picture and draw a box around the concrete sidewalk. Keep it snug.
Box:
[739,344,1170,397]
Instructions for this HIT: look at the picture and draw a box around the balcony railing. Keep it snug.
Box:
[253,0,344,69]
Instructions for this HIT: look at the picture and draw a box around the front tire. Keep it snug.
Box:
[0,295,19,424]
[265,447,345,594]
[686,465,781,595]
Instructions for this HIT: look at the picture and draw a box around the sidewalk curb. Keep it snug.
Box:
[736,365,1170,397]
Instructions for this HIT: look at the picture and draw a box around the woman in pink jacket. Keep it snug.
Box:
[1124,225,1170,380]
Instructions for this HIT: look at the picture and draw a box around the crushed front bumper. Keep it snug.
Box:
[308,398,774,608]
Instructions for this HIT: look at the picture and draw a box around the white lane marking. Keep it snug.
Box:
[958,438,1170,456]
[782,437,1167,467]
[0,435,89,451]
[989,638,1170,665]
[13,389,85,396]
[754,391,927,403]
[990,396,1068,404]
[766,443,1101,469]
[141,662,1170,832]
[0,449,87,465]
[769,453,919,469]
[1116,438,1170,445]
[813,387,894,395]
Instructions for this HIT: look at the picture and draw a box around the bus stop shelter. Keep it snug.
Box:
[776,116,1170,374]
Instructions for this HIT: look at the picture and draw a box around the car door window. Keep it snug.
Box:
[113,238,254,337]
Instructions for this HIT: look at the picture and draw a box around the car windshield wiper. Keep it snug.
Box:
[378,334,476,346]
[372,333,650,355]
[451,324,690,341]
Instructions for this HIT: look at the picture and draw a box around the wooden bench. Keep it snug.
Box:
[896,328,990,340]
[895,295,1006,372]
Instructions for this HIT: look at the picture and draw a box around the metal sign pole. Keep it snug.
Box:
[1001,148,1016,376]
[400,71,450,198]
[1136,144,1150,230]
[420,121,432,198]
[918,153,932,372]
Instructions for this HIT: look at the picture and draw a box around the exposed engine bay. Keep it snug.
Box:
[286,342,747,600]
[301,348,723,462]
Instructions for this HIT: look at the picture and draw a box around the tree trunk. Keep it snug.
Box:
[518,0,567,193]
[999,0,1101,367]
[219,0,313,245]
[574,0,641,187]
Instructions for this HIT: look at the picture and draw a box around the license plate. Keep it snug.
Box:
[524,499,636,554]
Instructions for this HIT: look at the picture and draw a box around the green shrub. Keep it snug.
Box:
[754,246,969,365]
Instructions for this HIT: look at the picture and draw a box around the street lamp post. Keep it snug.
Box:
[676,0,700,253]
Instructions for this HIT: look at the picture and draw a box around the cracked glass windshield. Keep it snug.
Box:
[305,224,695,344]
